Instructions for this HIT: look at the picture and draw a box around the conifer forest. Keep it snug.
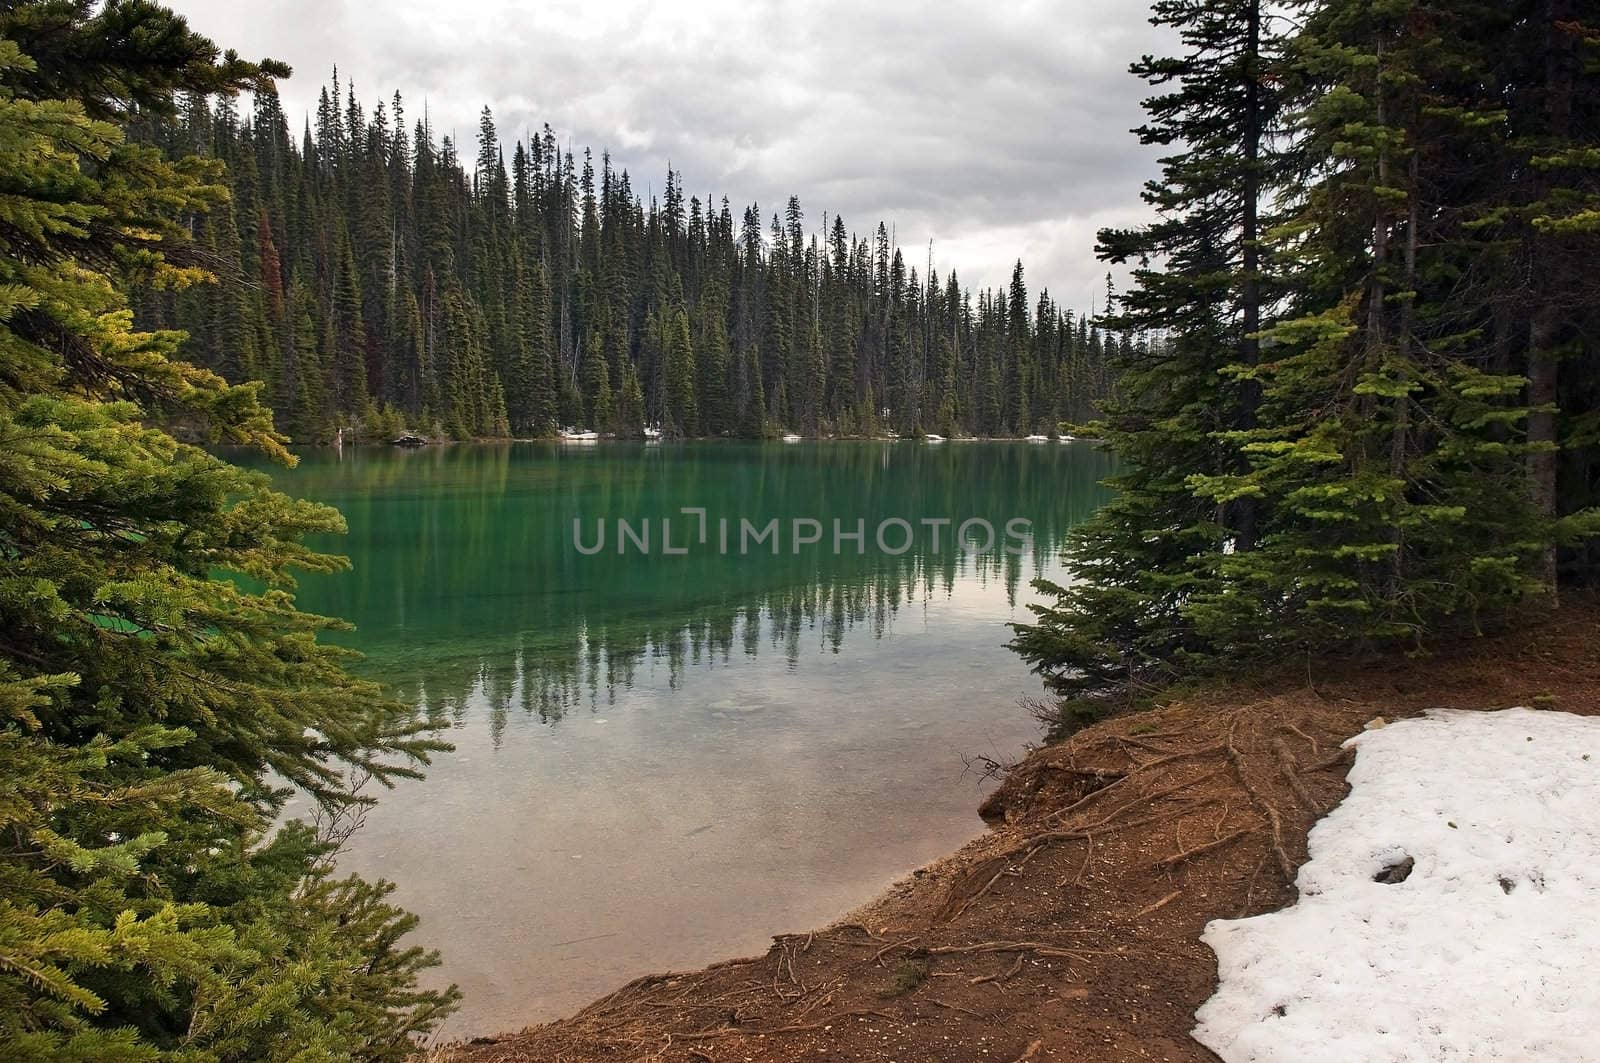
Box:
[130,80,1120,443]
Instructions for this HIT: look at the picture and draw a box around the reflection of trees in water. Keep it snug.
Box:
[398,549,1055,744]
[249,442,1115,745]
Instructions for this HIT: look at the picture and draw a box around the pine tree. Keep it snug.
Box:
[1015,0,1600,721]
[1510,0,1600,595]
[0,4,457,1057]
[505,259,546,435]
[801,317,826,434]
[664,306,699,436]
[1184,0,1597,644]
[616,362,646,437]
[695,278,733,436]
[330,233,371,418]
[586,331,616,430]
[1013,0,1287,703]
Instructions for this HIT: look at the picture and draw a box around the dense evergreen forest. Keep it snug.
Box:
[1014,0,1600,717]
[130,80,1121,443]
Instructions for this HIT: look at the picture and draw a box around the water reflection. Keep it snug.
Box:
[243,441,1115,1034]
[261,441,1113,734]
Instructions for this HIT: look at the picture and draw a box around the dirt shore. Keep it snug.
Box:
[436,600,1600,1062]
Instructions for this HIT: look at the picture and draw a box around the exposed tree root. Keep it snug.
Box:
[1272,736,1320,812]
[925,997,988,1019]
[1307,744,1357,774]
[970,954,1026,985]
[1154,828,1251,871]
[1282,721,1320,754]
[673,1008,899,1041]
[1224,718,1295,882]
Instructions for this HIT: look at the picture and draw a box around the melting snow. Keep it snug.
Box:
[1194,707,1600,1062]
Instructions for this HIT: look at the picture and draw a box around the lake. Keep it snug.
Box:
[246,439,1115,1036]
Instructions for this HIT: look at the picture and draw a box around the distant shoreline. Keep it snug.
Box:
[309,434,1103,449]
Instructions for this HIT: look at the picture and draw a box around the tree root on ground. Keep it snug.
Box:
[1224,718,1296,882]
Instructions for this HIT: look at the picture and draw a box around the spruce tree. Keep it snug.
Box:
[587,334,616,430]
[0,4,457,1058]
[664,307,699,436]
[1186,0,1598,643]
[1015,0,1600,719]
[1013,0,1286,702]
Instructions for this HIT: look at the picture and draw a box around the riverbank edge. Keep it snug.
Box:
[432,599,1600,1062]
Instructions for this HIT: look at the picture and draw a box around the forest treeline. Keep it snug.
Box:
[1014,0,1600,719]
[130,81,1123,442]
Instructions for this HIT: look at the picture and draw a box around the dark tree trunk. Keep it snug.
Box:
[1234,0,1264,553]
[1527,0,1575,601]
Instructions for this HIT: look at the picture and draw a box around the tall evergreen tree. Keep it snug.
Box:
[0,3,457,1057]
[1014,0,1600,721]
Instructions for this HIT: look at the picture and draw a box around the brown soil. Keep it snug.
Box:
[436,600,1600,1063]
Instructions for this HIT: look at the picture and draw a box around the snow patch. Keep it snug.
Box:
[1194,707,1600,1062]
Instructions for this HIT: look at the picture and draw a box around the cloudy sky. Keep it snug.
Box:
[168,0,1167,305]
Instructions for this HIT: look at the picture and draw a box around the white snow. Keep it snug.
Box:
[1194,707,1600,1063]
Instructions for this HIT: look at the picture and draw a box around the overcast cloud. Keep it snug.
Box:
[167,0,1166,306]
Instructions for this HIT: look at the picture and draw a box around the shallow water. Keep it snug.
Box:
[247,440,1115,1036]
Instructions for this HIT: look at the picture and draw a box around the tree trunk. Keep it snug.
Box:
[1390,152,1418,598]
[1526,0,1575,602]
[1366,37,1392,600]
[1233,0,1264,553]
[1528,303,1560,595]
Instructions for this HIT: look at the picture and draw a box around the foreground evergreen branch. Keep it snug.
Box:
[0,2,457,1057]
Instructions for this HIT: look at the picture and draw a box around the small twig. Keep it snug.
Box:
[926,997,987,1019]
[1154,828,1250,870]
[1131,889,1183,920]
[970,953,1027,985]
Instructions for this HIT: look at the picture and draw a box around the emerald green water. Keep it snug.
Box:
[247,440,1114,1035]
